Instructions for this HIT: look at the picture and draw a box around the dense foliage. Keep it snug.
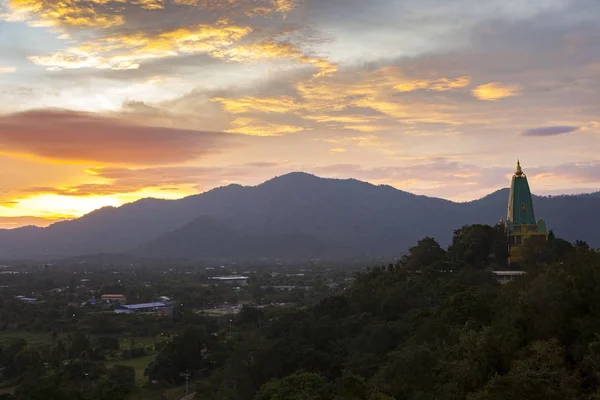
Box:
[2,223,599,399]
[148,224,600,399]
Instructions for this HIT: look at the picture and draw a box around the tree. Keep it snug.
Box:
[236,306,266,329]
[334,373,368,400]
[449,225,497,268]
[254,372,331,400]
[147,325,217,383]
[469,339,580,400]
[68,331,92,358]
[403,237,446,272]
[110,364,135,385]
[521,236,554,270]
[371,343,437,399]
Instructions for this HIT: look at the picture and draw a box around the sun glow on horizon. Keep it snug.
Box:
[1,186,197,225]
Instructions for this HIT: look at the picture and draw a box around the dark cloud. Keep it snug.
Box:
[522,126,580,137]
[0,108,232,165]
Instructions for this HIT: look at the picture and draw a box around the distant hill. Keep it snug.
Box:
[0,172,598,261]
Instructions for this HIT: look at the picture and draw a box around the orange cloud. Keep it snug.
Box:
[322,134,392,152]
[13,162,286,209]
[132,0,164,10]
[213,96,298,114]
[472,82,521,101]
[3,0,299,29]
[393,75,471,92]
[1,0,302,41]
[173,0,300,15]
[6,0,126,28]
[0,66,17,73]
[30,22,253,70]
[0,215,68,228]
[212,66,468,134]
[0,108,228,165]
[213,41,337,77]
[225,117,304,136]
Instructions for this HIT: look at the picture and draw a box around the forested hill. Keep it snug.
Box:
[0,172,599,261]
[4,224,600,399]
[138,225,600,399]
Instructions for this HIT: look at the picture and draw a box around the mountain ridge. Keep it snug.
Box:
[0,172,598,261]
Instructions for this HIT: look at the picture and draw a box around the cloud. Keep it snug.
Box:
[394,76,471,92]
[12,0,317,76]
[522,126,580,137]
[21,158,492,201]
[0,215,67,228]
[18,161,287,199]
[29,22,253,71]
[0,108,229,165]
[225,117,304,136]
[309,160,485,187]
[306,159,600,200]
[170,0,301,15]
[213,96,298,114]
[0,66,17,73]
[211,66,471,135]
[213,41,337,77]
[3,0,128,28]
[10,159,600,222]
[321,134,391,152]
[2,0,300,29]
[526,161,600,185]
[472,82,521,101]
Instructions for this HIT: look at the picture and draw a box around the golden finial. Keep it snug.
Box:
[515,160,523,176]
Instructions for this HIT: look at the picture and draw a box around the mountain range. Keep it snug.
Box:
[1,172,598,261]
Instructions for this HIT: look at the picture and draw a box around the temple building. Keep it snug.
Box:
[505,161,548,265]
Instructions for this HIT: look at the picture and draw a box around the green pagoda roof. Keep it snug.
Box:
[507,161,536,225]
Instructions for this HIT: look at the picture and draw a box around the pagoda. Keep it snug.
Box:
[505,161,548,265]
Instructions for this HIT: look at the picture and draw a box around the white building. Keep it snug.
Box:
[210,276,249,286]
[492,270,526,284]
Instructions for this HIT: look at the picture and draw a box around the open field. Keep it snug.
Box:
[0,330,51,345]
[118,335,162,349]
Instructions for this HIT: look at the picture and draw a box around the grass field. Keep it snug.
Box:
[0,330,51,345]
[0,331,161,388]
[119,335,162,349]
[105,355,156,386]
[0,330,162,347]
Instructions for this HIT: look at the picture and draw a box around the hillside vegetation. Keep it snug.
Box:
[3,224,600,399]
[148,225,600,399]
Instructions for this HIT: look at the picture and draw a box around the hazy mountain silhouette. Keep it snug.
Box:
[0,172,597,261]
[133,215,360,260]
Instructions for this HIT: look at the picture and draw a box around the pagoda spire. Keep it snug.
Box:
[504,160,548,266]
[515,160,523,176]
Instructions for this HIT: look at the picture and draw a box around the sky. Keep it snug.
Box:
[0,0,599,228]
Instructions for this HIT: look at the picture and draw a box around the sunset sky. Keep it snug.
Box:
[0,0,599,228]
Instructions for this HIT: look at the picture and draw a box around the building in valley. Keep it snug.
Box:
[101,293,127,303]
[114,302,170,314]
